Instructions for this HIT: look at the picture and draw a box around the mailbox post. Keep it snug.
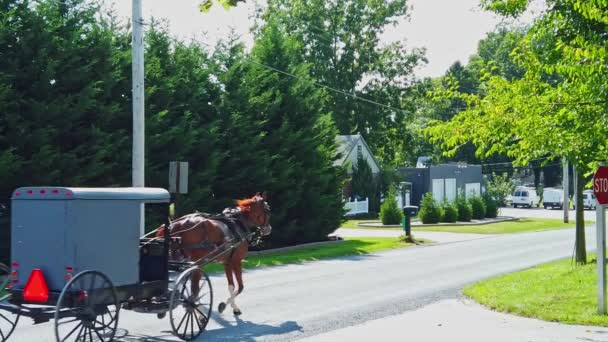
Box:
[402,205,418,237]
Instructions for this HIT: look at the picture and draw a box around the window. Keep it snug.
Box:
[357,144,362,158]
[521,191,528,197]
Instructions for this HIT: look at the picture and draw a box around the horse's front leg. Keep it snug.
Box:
[218,261,241,315]
[231,258,245,316]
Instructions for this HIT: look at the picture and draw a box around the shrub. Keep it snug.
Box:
[440,200,459,223]
[469,196,487,220]
[486,172,515,207]
[380,186,403,225]
[483,193,498,218]
[455,194,473,222]
[419,193,442,224]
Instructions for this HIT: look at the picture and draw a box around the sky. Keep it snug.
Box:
[103,0,543,79]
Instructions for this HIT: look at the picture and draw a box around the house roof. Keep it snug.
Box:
[334,134,381,171]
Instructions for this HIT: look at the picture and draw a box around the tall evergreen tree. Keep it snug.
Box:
[217,21,346,246]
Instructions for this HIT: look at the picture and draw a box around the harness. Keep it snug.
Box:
[168,208,263,264]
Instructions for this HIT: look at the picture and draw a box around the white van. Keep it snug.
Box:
[576,191,597,210]
[542,188,564,210]
[512,187,541,208]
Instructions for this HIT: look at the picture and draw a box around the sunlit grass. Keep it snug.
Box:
[340,218,592,234]
[465,253,608,326]
[203,237,430,274]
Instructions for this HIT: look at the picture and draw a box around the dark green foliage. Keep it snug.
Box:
[455,193,473,222]
[419,193,442,224]
[348,212,379,220]
[440,201,459,223]
[483,193,499,218]
[469,197,487,220]
[380,187,403,225]
[351,154,382,213]
[0,1,347,252]
[215,21,346,247]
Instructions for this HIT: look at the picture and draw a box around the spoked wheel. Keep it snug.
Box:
[0,263,20,342]
[54,270,119,342]
[169,266,213,341]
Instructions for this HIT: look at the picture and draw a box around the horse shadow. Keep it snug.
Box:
[203,313,303,341]
[115,313,303,342]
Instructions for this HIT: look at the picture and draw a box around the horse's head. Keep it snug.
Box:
[237,192,272,236]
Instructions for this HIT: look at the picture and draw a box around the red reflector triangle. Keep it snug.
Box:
[23,269,49,303]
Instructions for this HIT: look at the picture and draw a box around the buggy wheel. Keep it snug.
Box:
[54,270,119,342]
[169,266,213,341]
[0,263,20,342]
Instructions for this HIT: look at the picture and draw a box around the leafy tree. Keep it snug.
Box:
[425,0,608,264]
[486,172,515,206]
[413,26,527,168]
[258,0,426,166]
[199,0,246,12]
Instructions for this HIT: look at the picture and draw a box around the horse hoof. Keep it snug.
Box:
[218,302,226,313]
[234,309,242,316]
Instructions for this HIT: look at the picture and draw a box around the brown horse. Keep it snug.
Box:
[157,192,272,316]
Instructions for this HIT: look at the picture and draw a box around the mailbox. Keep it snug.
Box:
[402,205,418,237]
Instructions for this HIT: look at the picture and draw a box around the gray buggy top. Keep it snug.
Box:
[10,187,170,291]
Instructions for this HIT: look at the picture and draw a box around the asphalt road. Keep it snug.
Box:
[9,224,602,341]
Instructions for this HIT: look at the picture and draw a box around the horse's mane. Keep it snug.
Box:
[236,198,256,212]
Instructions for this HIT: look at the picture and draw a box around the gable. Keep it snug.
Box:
[334,135,381,173]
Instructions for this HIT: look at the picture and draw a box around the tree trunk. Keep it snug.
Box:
[574,166,587,264]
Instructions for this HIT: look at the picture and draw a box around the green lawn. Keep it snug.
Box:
[340,218,592,234]
[414,218,592,234]
[202,237,426,274]
[464,253,608,327]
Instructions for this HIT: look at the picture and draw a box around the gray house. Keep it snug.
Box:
[397,163,484,206]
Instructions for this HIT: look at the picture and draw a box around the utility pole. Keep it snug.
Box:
[563,158,569,223]
[132,0,145,235]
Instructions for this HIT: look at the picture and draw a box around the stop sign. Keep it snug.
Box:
[594,166,608,205]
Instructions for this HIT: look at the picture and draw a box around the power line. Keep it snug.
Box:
[242,57,407,113]
[478,156,555,167]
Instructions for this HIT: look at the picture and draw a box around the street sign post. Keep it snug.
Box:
[594,166,608,314]
[169,161,189,218]
[169,161,189,194]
